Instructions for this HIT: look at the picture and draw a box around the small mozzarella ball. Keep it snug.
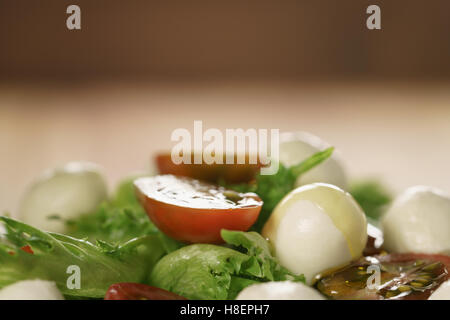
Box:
[0,280,64,300]
[19,162,108,233]
[428,280,450,300]
[277,132,347,190]
[381,186,450,255]
[236,281,325,300]
[262,183,367,284]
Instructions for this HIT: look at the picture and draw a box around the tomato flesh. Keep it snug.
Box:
[105,283,186,300]
[135,175,263,244]
[316,253,450,300]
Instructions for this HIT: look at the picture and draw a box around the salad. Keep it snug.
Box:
[0,132,449,300]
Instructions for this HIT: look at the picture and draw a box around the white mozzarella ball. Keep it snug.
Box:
[381,186,450,255]
[236,281,325,300]
[277,132,347,190]
[262,183,367,284]
[0,280,64,300]
[19,162,108,233]
[428,280,450,300]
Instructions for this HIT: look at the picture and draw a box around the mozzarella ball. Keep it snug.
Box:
[262,183,367,284]
[19,162,108,233]
[429,280,450,300]
[381,186,450,255]
[277,132,347,190]
[236,281,325,300]
[0,280,64,300]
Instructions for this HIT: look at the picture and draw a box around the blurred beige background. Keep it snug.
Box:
[1,1,450,214]
[2,81,450,214]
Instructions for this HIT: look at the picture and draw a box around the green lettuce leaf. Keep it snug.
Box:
[350,180,392,221]
[149,230,304,300]
[0,216,165,298]
[149,244,249,300]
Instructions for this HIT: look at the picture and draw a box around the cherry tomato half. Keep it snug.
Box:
[105,283,186,300]
[135,175,263,244]
[155,153,262,184]
[316,253,450,300]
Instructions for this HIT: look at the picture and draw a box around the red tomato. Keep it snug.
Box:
[155,153,262,184]
[21,245,34,254]
[316,253,450,300]
[105,283,186,300]
[135,175,263,244]
[7,245,34,256]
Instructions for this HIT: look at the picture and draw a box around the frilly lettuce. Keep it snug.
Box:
[66,177,183,254]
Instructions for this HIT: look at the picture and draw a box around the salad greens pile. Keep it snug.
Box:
[0,146,391,300]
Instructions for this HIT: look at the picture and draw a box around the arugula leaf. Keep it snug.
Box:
[232,147,334,231]
[0,216,165,298]
[350,180,392,221]
[290,147,334,177]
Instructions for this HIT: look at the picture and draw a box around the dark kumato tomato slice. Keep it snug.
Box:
[316,253,450,300]
[155,153,263,184]
[135,175,263,244]
[105,283,186,300]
